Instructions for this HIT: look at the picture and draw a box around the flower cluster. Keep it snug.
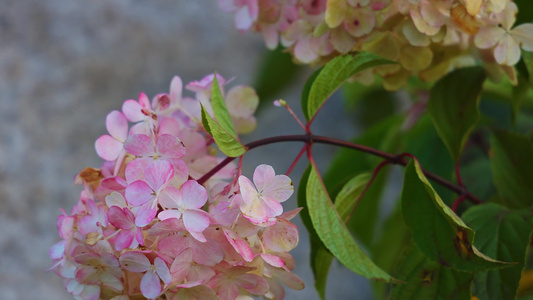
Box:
[49,74,304,299]
[220,0,533,89]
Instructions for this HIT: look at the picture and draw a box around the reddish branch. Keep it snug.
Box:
[197,134,483,204]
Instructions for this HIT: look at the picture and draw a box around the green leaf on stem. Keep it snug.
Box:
[301,67,322,121]
[297,165,331,300]
[307,164,398,282]
[306,52,393,122]
[200,106,246,157]
[401,160,510,272]
[427,66,485,162]
[390,246,474,300]
[462,203,533,300]
[490,130,533,208]
[211,75,238,138]
[334,172,371,221]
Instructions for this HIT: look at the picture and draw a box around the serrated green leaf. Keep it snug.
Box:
[297,165,330,300]
[490,130,533,208]
[401,160,510,272]
[306,52,393,121]
[211,75,238,138]
[427,67,485,161]
[391,246,474,300]
[307,164,398,282]
[200,105,246,157]
[462,203,533,300]
[335,173,371,221]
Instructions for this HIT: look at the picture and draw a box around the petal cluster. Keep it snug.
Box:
[50,74,303,300]
[220,0,533,89]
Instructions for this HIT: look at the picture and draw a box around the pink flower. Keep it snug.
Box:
[94,111,128,161]
[158,180,211,242]
[119,252,171,299]
[107,206,144,251]
[238,164,294,225]
[74,252,123,292]
[218,0,259,31]
[207,265,269,300]
[125,160,174,227]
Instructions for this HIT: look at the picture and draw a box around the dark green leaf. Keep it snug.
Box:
[427,67,485,161]
[307,164,397,282]
[401,160,510,272]
[490,130,533,208]
[391,246,474,300]
[297,165,330,300]
[515,0,533,25]
[306,52,393,121]
[200,105,246,157]
[463,203,533,300]
[334,173,371,221]
[301,68,322,121]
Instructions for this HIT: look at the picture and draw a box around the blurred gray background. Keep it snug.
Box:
[0,1,373,299]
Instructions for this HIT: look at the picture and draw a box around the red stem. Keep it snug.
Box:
[196,134,482,204]
[286,144,308,176]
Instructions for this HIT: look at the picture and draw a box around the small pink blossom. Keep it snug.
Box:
[95,111,128,161]
[119,252,171,299]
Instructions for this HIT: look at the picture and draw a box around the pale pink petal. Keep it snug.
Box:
[124,134,155,156]
[75,266,98,284]
[403,20,430,47]
[106,111,128,142]
[125,180,153,206]
[169,159,189,187]
[330,27,356,53]
[101,177,127,190]
[148,218,185,236]
[158,209,182,221]
[474,27,505,49]
[183,209,210,233]
[169,76,183,105]
[235,273,269,295]
[410,8,440,36]
[261,197,284,218]
[79,285,100,300]
[420,1,444,28]
[138,92,151,109]
[140,271,161,299]
[114,229,134,251]
[180,180,208,209]
[295,38,319,63]
[49,241,65,260]
[495,34,521,65]
[100,272,123,291]
[252,164,275,192]
[263,219,299,252]
[135,202,157,227]
[189,230,207,243]
[223,229,254,262]
[157,134,186,158]
[154,257,172,284]
[274,268,305,290]
[158,186,180,209]
[344,7,375,38]
[125,157,151,184]
[153,94,170,112]
[119,252,150,272]
[145,160,174,191]
[225,86,258,118]
[218,281,240,300]
[105,191,127,208]
[264,174,293,202]
[512,23,533,51]
[501,2,517,30]
[279,207,303,220]
[107,206,131,229]
[95,135,123,161]
[262,25,279,49]
[235,5,254,31]
[260,253,285,268]
[122,99,145,122]
[238,176,257,205]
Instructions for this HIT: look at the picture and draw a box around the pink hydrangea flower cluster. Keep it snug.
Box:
[49,74,304,300]
[220,0,533,89]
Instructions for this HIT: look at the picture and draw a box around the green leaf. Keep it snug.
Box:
[515,0,533,24]
[371,204,412,300]
[334,173,371,221]
[390,246,474,300]
[401,160,510,272]
[254,46,302,106]
[211,75,238,138]
[306,52,393,121]
[297,166,330,300]
[427,66,485,161]
[306,164,398,282]
[490,130,533,208]
[200,105,246,157]
[462,203,533,300]
[301,67,322,121]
